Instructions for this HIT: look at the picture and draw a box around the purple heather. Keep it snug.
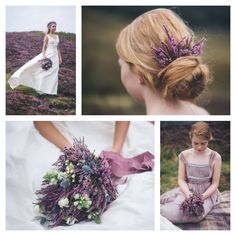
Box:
[152,25,205,68]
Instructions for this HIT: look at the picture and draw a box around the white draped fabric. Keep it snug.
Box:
[8,35,59,95]
[6,121,154,230]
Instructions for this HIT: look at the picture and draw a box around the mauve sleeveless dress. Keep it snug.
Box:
[160,150,221,223]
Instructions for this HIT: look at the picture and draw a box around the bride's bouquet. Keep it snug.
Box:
[34,139,117,227]
[180,192,205,217]
[40,58,53,70]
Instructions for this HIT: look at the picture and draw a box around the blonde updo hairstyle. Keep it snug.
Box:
[116,8,210,100]
[189,121,213,141]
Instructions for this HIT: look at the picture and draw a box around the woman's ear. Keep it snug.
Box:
[130,65,146,85]
[138,77,145,85]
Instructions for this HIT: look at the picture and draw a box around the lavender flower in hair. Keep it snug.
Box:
[152,25,205,68]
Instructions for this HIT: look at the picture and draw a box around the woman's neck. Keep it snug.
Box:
[193,147,210,156]
[142,87,186,115]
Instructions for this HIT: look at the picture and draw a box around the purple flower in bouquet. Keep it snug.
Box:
[152,25,205,68]
[41,58,53,70]
[180,192,205,217]
[34,138,117,227]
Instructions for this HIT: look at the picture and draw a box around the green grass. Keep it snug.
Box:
[161,149,179,194]
[82,94,145,115]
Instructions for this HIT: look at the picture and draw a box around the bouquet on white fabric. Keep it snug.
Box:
[34,138,117,227]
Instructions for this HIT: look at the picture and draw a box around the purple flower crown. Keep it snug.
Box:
[152,25,205,68]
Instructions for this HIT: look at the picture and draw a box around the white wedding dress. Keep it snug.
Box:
[8,35,59,95]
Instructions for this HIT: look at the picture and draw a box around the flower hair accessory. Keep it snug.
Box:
[152,25,205,68]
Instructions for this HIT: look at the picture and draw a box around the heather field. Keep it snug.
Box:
[6,31,76,115]
[160,121,230,195]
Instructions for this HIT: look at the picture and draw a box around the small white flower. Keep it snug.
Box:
[66,217,77,225]
[50,177,58,185]
[74,193,80,200]
[58,197,69,208]
[34,205,42,214]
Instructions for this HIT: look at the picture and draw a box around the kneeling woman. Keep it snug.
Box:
[160,122,222,223]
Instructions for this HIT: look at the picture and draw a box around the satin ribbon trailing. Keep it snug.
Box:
[100,151,154,185]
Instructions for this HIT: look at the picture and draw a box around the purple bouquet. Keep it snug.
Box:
[180,192,205,217]
[41,58,53,70]
[34,139,117,227]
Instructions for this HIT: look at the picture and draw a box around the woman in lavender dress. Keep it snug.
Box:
[161,122,221,223]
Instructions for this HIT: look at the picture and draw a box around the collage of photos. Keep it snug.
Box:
[3,1,232,233]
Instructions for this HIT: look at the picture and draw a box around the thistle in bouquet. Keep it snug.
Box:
[34,138,117,227]
[180,192,205,217]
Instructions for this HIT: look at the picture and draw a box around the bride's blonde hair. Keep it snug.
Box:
[116,8,210,100]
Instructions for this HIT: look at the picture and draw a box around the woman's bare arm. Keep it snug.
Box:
[111,121,130,154]
[178,158,192,199]
[58,47,62,64]
[202,153,222,200]
[42,36,48,58]
[34,121,72,150]
[34,121,130,153]
[57,36,62,64]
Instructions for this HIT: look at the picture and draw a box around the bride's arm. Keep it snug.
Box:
[111,121,130,154]
[57,36,62,64]
[34,121,72,150]
[42,36,48,59]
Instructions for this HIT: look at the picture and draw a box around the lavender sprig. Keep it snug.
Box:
[152,25,206,68]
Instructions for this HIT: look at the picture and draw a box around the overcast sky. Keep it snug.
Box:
[6,6,76,33]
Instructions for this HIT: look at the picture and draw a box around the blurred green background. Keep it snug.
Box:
[82,6,230,115]
[160,121,230,195]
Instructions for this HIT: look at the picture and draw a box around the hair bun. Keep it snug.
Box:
[155,56,210,100]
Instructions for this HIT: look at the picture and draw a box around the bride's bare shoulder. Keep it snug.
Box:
[193,104,209,115]
[43,35,49,41]
[185,102,209,115]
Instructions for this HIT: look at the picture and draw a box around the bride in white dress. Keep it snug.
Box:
[8,21,62,95]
